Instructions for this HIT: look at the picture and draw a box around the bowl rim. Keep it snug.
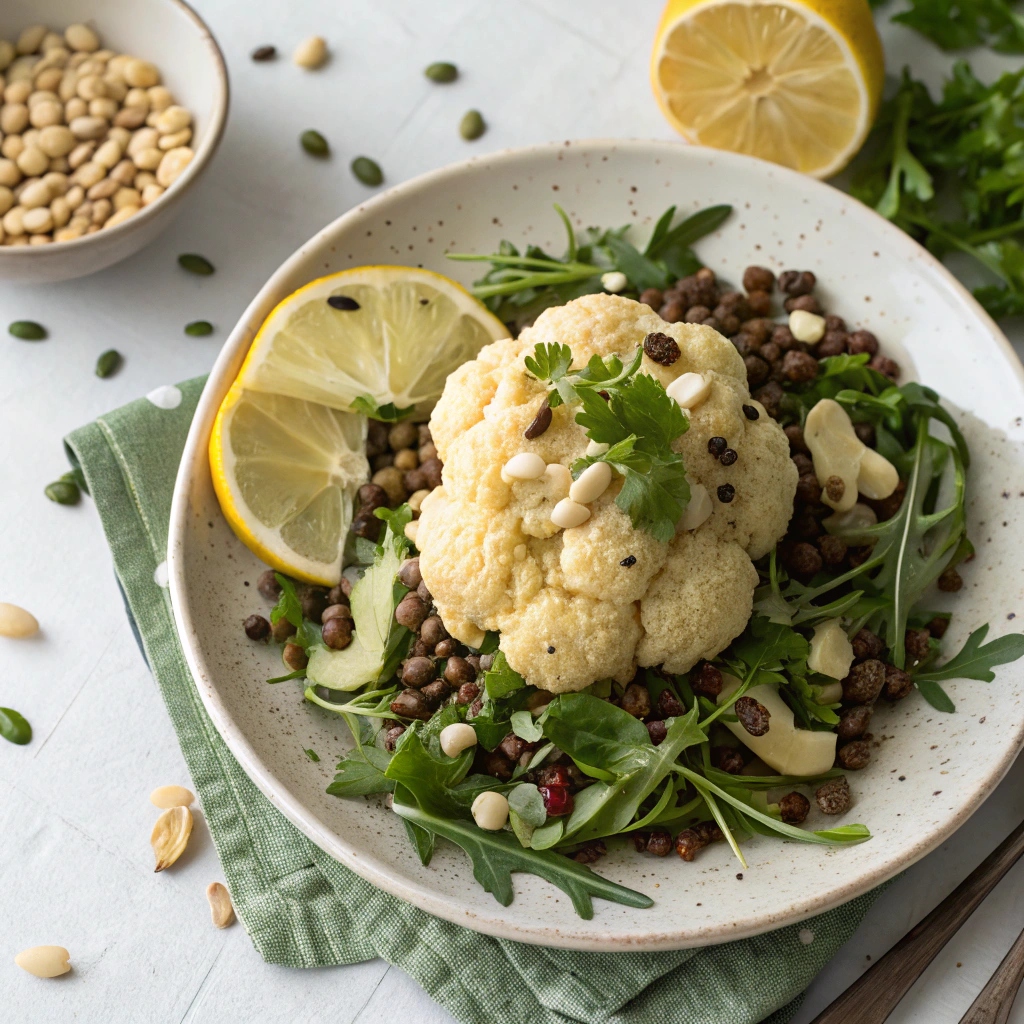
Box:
[168,138,1024,950]
[0,0,229,259]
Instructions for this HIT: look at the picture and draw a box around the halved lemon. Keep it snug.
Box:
[236,265,509,413]
[210,266,508,584]
[651,0,884,179]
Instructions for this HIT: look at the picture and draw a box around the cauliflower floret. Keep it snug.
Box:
[416,294,797,692]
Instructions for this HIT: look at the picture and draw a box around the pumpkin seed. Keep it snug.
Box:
[151,805,193,871]
[184,320,213,337]
[425,61,458,83]
[95,349,122,378]
[206,882,235,928]
[45,480,80,505]
[178,253,214,275]
[0,707,32,745]
[300,130,329,157]
[61,467,88,494]
[460,109,485,141]
[351,156,383,186]
[14,946,69,977]
[8,320,47,341]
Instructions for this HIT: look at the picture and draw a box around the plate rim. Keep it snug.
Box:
[167,138,1024,950]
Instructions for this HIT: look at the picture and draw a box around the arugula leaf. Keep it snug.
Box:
[543,693,650,769]
[350,394,416,422]
[404,819,436,865]
[916,679,957,713]
[0,707,31,745]
[391,786,653,916]
[327,745,394,796]
[304,685,399,718]
[384,723,475,813]
[270,573,302,628]
[915,625,1024,683]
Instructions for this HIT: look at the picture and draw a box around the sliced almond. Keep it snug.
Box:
[15,945,70,978]
[149,785,194,809]
[206,882,235,928]
[151,805,193,871]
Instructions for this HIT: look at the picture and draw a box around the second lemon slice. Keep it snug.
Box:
[237,265,510,414]
[651,0,884,179]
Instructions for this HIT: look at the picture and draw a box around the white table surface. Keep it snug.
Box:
[2,2,1023,1022]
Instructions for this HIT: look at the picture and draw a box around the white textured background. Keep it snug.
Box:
[1,2,1023,1022]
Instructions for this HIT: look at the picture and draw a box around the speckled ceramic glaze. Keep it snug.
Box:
[168,141,1024,951]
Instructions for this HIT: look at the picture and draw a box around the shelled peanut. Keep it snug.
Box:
[0,23,195,246]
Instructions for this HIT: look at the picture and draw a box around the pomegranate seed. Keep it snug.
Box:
[536,764,572,788]
[540,785,574,817]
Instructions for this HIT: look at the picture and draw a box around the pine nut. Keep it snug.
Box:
[471,791,509,830]
[439,723,478,757]
[15,946,70,978]
[0,602,39,637]
[293,36,328,69]
[677,482,713,531]
[569,460,612,503]
[550,498,591,529]
[206,882,235,928]
[150,784,194,808]
[502,452,546,480]
[666,371,710,410]
[543,462,572,497]
[789,309,826,344]
[601,270,628,293]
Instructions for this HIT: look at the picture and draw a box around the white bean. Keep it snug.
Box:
[16,146,47,176]
[69,115,107,140]
[140,182,163,205]
[0,40,14,73]
[4,79,32,103]
[293,36,328,69]
[471,791,509,831]
[147,85,172,111]
[38,124,75,157]
[154,104,190,134]
[124,59,159,88]
[789,309,826,344]
[0,601,39,637]
[28,101,62,129]
[0,185,12,215]
[0,158,20,187]
[63,96,86,121]
[132,146,162,170]
[550,498,590,530]
[1,102,29,134]
[73,160,105,188]
[666,371,710,410]
[439,723,478,757]
[19,179,50,208]
[16,26,47,56]
[157,127,191,151]
[22,205,52,233]
[502,452,546,480]
[50,195,70,227]
[93,137,123,168]
[0,206,23,237]
[112,186,140,210]
[568,460,612,503]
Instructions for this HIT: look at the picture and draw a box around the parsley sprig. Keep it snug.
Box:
[852,63,1024,318]
[525,343,689,542]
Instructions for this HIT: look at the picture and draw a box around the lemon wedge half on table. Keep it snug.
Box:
[651,0,884,179]
[209,266,509,586]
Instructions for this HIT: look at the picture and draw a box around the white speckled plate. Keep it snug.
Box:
[168,141,1024,951]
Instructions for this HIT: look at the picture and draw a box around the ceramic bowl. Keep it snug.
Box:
[0,0,228,284]
[168,140,1024,951]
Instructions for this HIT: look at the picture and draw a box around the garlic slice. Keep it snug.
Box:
[807,618,854,681]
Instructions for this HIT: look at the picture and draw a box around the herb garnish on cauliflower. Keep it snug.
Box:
[416,294,798,692]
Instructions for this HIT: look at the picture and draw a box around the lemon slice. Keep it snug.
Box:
[237,265,509,413]
[651,0,884,179]
[210,384,369,584]
[210,266,507,584]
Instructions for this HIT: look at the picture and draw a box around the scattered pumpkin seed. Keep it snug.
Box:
[178,253,215,275]
[304,748,320,761]
[14,946,69,977]
[61,467,88,494]
[95,349,122,378]
[151,805,193,871]
[206,882,235,928]
[351,156,383,186]
[251,45,276,62]
[185,320,213,337]
[460,109,485,141]
[8,320,46,341]
[301,130,329,158]
[45,480,80,505]
[0,707,32,745]
[425,61,458,83]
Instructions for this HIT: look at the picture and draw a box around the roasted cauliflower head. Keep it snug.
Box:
[416,293,797,693]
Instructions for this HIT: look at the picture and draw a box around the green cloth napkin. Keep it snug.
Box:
[66,377,882,1024]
